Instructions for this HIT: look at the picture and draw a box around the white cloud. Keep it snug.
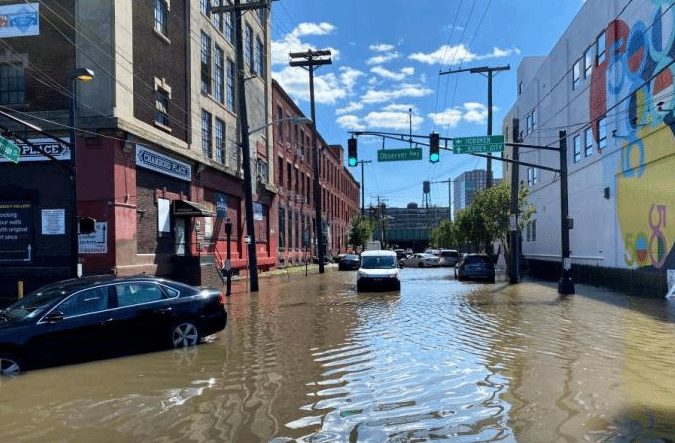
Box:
[361,84,433,104]
[370,66,415,81]
[428,103,492,127]
[336,102,364,115]
[336,115,366,131]
[366,52,400,66]
[271,22,340,66]
[364,109,424,131]
[273,66,364,105]
[408,44,519,65]
[369,43,395,52]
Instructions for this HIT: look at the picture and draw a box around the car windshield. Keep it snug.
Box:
[1,286,72,321]
[360,256,396,269]
[465,255,490,264]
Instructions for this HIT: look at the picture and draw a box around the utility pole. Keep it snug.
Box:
[356,160,372,216]
[209,0,272,292]
[439,64,509,188]
[509,118,520,284]
[290,49,332,273]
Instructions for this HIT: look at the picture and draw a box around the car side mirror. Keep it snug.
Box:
[43,311,65,324]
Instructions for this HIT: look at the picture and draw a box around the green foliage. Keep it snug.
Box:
[429,181,535,252]
[348,214,376,251]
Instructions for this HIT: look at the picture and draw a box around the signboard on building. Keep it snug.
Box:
[0,3,39,38]
[0,138,69,163]
[79,222,107,254]
[41,208,65,235]
[136,144,191,182]
[453,135,504,154]
[0,201,32,262]
[0,136,20,163]
[377,148,423,162]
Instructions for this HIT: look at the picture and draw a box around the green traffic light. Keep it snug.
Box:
[348,157,357,166]
[429,153,439,163]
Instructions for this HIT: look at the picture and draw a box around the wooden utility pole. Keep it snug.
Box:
[289,50,332,273]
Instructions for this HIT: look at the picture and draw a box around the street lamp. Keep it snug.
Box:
[68,67,94,278]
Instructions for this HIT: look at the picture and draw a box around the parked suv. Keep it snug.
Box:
[438,249,460,267]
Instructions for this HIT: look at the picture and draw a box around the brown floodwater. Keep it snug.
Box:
[2,267,675,442]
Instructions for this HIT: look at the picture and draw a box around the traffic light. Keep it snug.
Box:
[348,137,357,166]
[429,132,440,163]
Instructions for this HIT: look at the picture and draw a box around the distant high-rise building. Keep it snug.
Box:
[453,169,502,214]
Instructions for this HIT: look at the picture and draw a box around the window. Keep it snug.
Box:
[598,117,607,150]
[257,159,268,182]
[518,81,522,95]
[202,110,212,158]
[596,30,606,65]
[531,220,536,241]
[288,211,293,249]
[213,0,223,32]
[573,59,581,89]
[214,46,224,103]
[115,283,166,307]
[533,167,538,185]
[0,64,24,104]
[57,287,109,317]
[255,38,264,77]
[573,135,581,162]
[277,105,284,143]
[531,110,536,131]
[585,127,593,156]
[155,88,170,128]
[526,114,532,134]
[225,1,234,44]
[200,0,209,14]
[279,205,285,248]
[201,32,212,94]
[215,118,225,164]
[526,222,531,242]
[226,59,235,110]
[245,24,253,68]
[154,0,168,36]
[584,46,594,78]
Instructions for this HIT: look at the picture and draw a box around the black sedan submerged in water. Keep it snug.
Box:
[0,275,227,375]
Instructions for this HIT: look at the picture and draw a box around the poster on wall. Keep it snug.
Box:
[79,222,107,254]
[0,201,33,262]
[0,3,39,38]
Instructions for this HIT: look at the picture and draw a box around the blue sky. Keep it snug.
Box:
[269,0,585,209]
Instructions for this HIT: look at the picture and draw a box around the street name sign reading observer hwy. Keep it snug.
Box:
[453,135,504,154]
[377,147,422,162]
[0,136,20,163]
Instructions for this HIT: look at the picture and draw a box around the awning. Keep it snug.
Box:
[172,199,216,217]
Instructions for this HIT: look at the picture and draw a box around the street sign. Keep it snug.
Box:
[0,136,20,163]
[377,148,422,162]
[453,135,504,154]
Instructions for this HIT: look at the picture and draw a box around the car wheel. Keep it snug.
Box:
[171,321,200,348]
[0,353,23,376]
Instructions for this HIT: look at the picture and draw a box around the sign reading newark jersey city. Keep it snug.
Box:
[0,3,39,38]
[136,144,191,182]
[0,138,70,163]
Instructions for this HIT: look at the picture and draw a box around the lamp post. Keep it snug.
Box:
[68,68,94,279]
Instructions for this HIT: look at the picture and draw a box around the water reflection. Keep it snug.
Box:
[4,270,675,441]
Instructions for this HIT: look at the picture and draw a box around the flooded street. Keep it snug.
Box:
[3,268,675,442]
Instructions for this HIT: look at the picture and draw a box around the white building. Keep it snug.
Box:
[503,0,675,293]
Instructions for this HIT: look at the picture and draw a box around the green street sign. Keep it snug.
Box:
[0,136,20,163]
[453,135,504,154]
[377,148,422,162]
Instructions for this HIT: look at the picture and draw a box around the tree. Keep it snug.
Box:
[347,214,376,252]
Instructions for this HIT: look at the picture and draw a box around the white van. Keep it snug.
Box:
[357,250,400,292]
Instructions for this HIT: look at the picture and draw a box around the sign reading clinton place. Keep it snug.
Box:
[136,144,192,182]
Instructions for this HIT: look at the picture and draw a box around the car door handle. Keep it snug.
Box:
[101,318,115,326]
[155,307,172,314]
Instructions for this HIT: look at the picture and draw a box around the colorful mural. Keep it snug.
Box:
[590,2,675,269]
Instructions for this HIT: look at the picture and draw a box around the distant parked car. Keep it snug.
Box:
[399,253,440,268]
[357,250,400,291]
[338,254,360,270]
[438,249,460,267]
[455,253,495,283]
[394,249,409,262]
[0,275,227,376]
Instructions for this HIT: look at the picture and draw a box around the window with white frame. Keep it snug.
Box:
[215,118,225,164]
[154,0,168,36]
[585,127,593,156]
[573,134,581,162]
[214,46,224,103]
[226,59,235,110]
[155,88,170,128]
[596,30,606,65]
[200,32,212,95]
[584,46,594,78]
[202,110,212,159]
[598,117,607,150]
[573,59,581,89]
